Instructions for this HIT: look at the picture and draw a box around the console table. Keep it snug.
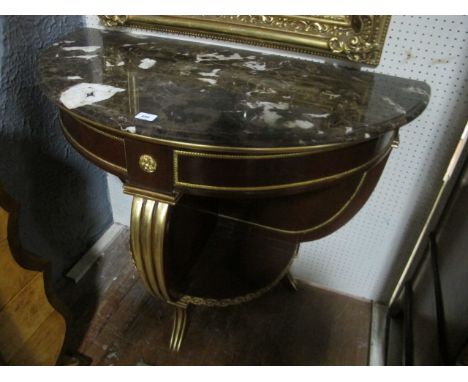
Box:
[38,28,429,351]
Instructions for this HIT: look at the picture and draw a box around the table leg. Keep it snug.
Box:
[129,195,300,350]
[169,304,188,352]
[284,272,299,291]
[130,196,188,351]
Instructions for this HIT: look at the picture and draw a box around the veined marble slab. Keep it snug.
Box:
[39,28,430,148]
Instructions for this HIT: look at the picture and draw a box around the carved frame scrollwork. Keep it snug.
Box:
[99,15,391,66]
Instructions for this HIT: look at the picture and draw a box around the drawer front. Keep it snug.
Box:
[60,111,127,176]
[60,110,394,199]
[174,133,393,195]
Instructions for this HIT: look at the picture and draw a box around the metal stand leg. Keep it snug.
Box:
[284,272,298,291]
[131,197,191,351]
[169,305,188,352]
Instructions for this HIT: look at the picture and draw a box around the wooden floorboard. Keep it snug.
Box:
[61,228,372,366]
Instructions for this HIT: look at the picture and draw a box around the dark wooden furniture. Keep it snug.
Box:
[38,28,429,351]
[0,186,66,365]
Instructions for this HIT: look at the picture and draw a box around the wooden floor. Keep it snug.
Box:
[59,228,372,366]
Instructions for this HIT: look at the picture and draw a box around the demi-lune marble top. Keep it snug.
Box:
[38,27,430,149]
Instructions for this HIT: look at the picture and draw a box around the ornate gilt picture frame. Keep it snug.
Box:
[100,15,391,66]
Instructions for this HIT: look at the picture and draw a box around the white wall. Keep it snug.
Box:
[294,16,468,302]
[87,16,468,302]
[106,174,132,226]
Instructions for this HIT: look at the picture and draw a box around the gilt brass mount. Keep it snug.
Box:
[139,154,157,173]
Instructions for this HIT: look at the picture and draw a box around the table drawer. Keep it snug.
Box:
[173,134,392,196]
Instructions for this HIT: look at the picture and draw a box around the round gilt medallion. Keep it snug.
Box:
[139,154,157,173]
